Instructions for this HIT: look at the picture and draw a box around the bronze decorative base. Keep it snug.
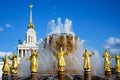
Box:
[84,71,91,80]
[31,72,38,80]
[92,76,105,80]
[58,71,65,80]
[2,74,10,80]
[11,73,18,80]
[116,72,120,80]
[105,71,112,80]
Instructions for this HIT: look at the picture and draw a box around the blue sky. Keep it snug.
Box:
[0,0,120,57]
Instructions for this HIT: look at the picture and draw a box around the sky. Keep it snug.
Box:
[0,0,120,57]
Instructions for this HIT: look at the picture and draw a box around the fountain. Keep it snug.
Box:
[1,18,120,80]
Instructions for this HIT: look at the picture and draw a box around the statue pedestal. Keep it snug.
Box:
[31,72,38,80]
[116,72,120,80]
[11,73,18,80]
[2,74,10,80]
[58,71,65,80]
[105,71,112,80]
[84,71,91,80]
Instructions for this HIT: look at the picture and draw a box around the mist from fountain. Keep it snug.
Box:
[38,49,58,74]
[18,54,31,77]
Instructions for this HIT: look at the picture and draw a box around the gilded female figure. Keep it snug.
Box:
[9,52,18,74]
[27,50,39,73]
[103,50,113,71]
[82,49,95,71]
[57,48,65,71]
[115,53,120,72]
[2,56,10,75]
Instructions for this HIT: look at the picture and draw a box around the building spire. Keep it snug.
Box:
[29,3,33,23]
[28,3,34,29]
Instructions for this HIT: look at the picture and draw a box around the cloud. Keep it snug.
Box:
[5,24,13,28]
[0,51,13,58]
[0,24,13,32]
[0,27,3,32]
[104,37,120,48]
[104,37,120,53]
[110,49,120,53]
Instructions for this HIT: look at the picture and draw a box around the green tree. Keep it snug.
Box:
[18,39,23,44]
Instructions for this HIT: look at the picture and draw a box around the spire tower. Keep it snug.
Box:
[17,3,37,62]
[28,3,34,29]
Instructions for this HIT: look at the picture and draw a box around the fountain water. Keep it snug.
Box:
[13,18,108,80]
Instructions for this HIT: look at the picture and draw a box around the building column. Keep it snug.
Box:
[29,50,31,56]
[17,50,19,57]
[21,50,23,58]
[27,50,29,55]
[27,35,28,44]
[25,50,27,56]
[17,50,19,61]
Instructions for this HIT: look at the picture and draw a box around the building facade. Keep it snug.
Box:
[17,4,38,60]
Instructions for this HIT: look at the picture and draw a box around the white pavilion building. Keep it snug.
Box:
[17,4,38,60]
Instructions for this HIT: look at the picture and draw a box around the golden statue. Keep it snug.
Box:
[57,47,65,71]
[27,50,39,73]
[115,53,120,72]
[82,49,95,71]
[9,52,18,74]
[103,50,113,71]
[2,55,10,75]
